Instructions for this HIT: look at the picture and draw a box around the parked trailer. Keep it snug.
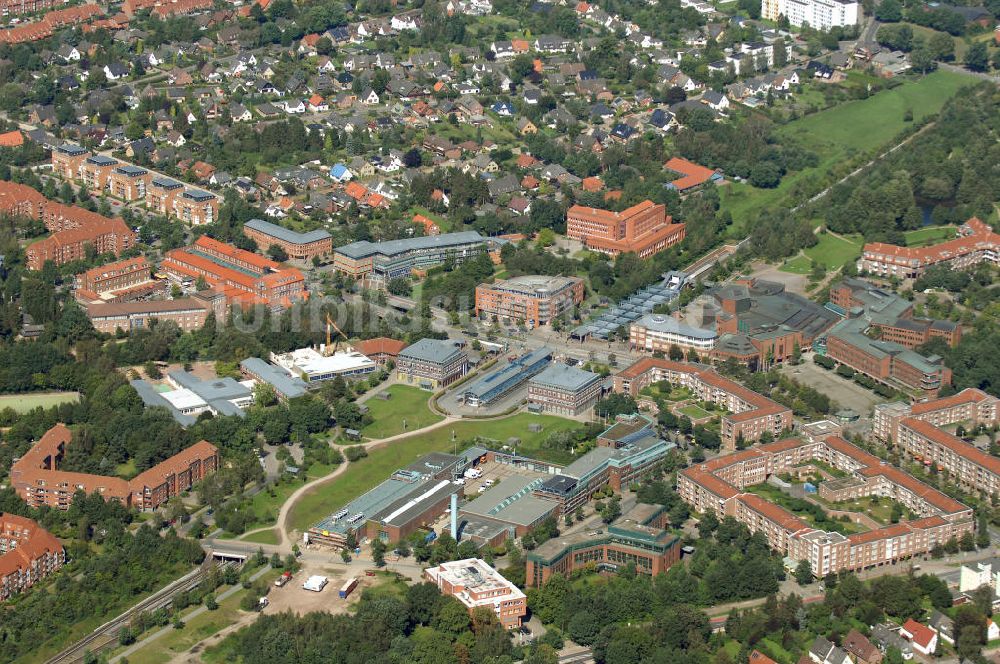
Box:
[339,577,358,599]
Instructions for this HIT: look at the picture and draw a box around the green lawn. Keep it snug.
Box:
[361,385,443,439]
[218,463,337,539]
[288,413,580,532]
[779,254,814,274]
[679,405,712,419]
[904,225,956,247]
[115,459,137,479]
[780,232,864,274]
[0,391,81,413]
[240,528,279,545]
[722,70,976,229]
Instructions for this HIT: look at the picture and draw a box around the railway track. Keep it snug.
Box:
[43,562,229,664]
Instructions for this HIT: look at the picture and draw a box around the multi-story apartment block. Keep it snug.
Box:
[527,364,603,416]
[26,217,136,270]
[242,218,333,261]
[396,338,469,388]
[858,218,1000,279]
[614,358,792,448]
[85,297,220,334]
[333,231,488,284]
[0,514,64,601]
[424,559,527,629]
[162,236,306,309]
[51,146,219,225]
[475,275,584,327]
[678,431,973,577]
[565,200,685,258]
[873,388,999,443]
[10,424,219,511]
[0,180,47,219]
[74,255,159,302]
[761,0,859,29]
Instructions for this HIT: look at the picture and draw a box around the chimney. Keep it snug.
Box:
[450,493,458,541]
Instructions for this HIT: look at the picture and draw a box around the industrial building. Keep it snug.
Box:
[270,346,377,382]
[474,275,584,327]
[242,218,333,261]
[458,475,558,544]
[332,231,488,283]
[424,559,527,629]
[526,364,603,416]
[525,503,681,587]
[0,514,64,601]
[460,348,552,407]
[396,338,469,389]
[308,452,468,547]
[240,357,309,400]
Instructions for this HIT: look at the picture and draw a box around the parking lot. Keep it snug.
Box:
[780,357,887,417]
[263,563,369,616]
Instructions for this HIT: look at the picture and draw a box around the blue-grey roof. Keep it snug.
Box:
[182,189,216,201]
[115,164,147,176]
[529,364,601,392]
[245,218,332,245]
[130,379,196,426]
[462,348,552,400]
[151,176,183,188]
[168,370,252,402]
[634,314,717,339]
[240,357,308,399]
[335,231,486,260]
[86,155,118,165]
[399,338,465,364]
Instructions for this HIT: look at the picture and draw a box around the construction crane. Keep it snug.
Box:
[325,313,349,356]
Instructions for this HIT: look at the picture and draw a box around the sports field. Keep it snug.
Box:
[288,413,579,532]
[0,391,81,413]
[722,70,976,229]
[360,385,442,439]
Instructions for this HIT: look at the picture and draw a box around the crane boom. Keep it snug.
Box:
[325,313,349,355]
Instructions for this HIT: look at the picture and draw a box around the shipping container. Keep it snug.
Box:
[339,577,358,599]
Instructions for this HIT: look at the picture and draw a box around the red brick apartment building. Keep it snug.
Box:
[242,218,333,261]
[74,256,159,301]
[678,432,973,577]
[162,236,306,309]
[475,275,584,327]
[424,559,527,629]
[0,0,54,16]
[565,200,686,258]
[614,358,792,448]
[873,388,999,443]
[858,217,1000,279]
[0,514,64,601]
[26,217,135,270]
[10,423,219,511]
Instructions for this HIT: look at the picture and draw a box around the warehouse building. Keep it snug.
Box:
[396,338,469,389]
[526,503,681,587]
[242,218,333,261]
[460,348,552,407]
[526,364,603,416]
[458,476,558,544]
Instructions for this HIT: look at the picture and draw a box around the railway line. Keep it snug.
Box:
[43,561,230,664]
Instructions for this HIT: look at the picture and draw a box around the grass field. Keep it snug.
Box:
[288,413,580,532]
[0,391,80,413]
[679,405,712,419]
[722,70,976,229]
[361,385,443,439]
[780,232,864,274]
[240,528,279,545]
[904,225,956,246]
[218,463,337,539]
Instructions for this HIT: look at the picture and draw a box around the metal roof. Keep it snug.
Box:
[245,218,332,245]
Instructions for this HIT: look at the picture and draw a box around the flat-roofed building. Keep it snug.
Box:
[109,164,149,200]
[270,346,377,381]
[527,364,603,416]
[333,231,488,283]
[460,348,552,407]
[0,514,64,601]
[629,313,717,356]
[566,200,685,258]
[240,357,308,400]
[424,559,527,629]
[396,338,468,388]
[526,503,681,587]
[51,143,90,180]
[475,275,584,327]
[243,218,333,261]
[460,476,557,540]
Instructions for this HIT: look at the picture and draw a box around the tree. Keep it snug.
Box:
[668,344,684,361]
[965,42,989,71]
[387,277,412,296]
[875,0,902,21]
[794,559,813,586]
[267,244,289,262]
[372,538,387,567]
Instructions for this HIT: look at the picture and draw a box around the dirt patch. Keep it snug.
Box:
[263,564,371,616]
[747,261,809,296]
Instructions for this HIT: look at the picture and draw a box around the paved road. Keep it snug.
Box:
[938,61,1000,83]
[110,565,273,664]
